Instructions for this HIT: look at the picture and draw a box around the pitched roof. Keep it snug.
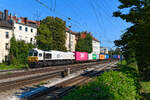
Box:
[80,32,100,42]
[65,27,77,35]
[92,37,100,42]
[0,20,12,29]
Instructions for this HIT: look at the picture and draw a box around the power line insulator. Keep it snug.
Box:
[68,25,71,28]
[68,17,71,20]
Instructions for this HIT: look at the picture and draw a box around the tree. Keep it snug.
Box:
[76,33,92,53]
[75,38,85,52]
[113,0,150,80]
[36,16,67,51]
[9,37,35,65]
[36,23,52,51]
[84,33,93,53]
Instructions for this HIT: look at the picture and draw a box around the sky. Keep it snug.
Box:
[0,0,132,50]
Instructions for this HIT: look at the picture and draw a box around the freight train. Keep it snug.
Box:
[28,48,121,67]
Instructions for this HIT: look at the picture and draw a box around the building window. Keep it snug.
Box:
[30,38,33,43]
[19,26,22,30]
[31,29,33,33]
[5,43,9,50]
[6,32,9,38]
[71,41,73,46]
[5,56,9,62]
[25,27,28,32]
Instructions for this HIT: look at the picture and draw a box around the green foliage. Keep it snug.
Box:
[75,33,92,53]
[63,71,140,100]
[141,81,150,100]
[0,63,28,70]
[36,24,52,50]
[113,0,150,80]
[36,16,67,51]
[118,61,141,95]
[75,38,86,52]
[9,37,34,65]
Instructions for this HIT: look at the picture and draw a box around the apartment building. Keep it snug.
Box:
[0,9,39,63]
[100,46,108,54]
[65,28,77,52]
[0,20,12,63]
[10,15,39,44]
[92,37,100,54]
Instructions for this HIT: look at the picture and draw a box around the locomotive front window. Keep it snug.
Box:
[33,52,38,56]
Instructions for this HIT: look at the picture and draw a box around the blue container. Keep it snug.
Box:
[105,54,109,59]
[96,54,99,59]
[112,55,118,59]
[120,55,123,60]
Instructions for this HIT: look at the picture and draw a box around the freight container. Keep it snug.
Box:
[92,54,97,60]
[88,53,93,60]
[120,55,123,60]
[112,55,119,59]
[99,54,105,60]
[105,54,109,59]
[118,55,120,59]
[74,52,88,61]
[96,54,99,60]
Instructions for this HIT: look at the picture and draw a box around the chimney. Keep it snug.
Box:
[10,13,12,20]
[0,11,3,20]
[4,9,8,21]
[24,17,28,24]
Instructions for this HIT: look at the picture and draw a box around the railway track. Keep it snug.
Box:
[0,61,107,79]
[0,62,106,80]
[0,60,106,75]
[0,61,111,93]
[18,62,117,100]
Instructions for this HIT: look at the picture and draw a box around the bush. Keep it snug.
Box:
[63,71,141,100]
[9,37,34,65]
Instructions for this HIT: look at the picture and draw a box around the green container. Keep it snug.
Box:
[92,54,97,60]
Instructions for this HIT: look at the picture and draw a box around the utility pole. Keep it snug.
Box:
[69,25,71,51]
[68,17,71,52]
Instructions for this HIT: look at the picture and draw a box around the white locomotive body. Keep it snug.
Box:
[28,48,75,67]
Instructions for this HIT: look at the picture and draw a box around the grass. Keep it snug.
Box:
[0,63,29,70]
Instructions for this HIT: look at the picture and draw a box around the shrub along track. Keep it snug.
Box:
[21,62,117,100]
[0,60,112,93]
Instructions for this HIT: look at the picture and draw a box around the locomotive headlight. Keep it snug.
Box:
[28,56,38,62]
[35,57,38,62]
[28,57,32,62]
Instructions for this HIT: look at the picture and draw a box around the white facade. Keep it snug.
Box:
[100,47,108,54]
[0,27,12,63]
[13,22,37,44]
[65,31,76,52]
[92,40,100,54]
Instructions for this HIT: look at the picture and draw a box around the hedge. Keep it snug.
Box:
[63,71,141,100]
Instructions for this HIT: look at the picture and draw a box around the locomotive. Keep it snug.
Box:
[28,48,121,67]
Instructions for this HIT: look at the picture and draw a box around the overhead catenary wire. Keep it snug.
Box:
[94,0,124,45]
[89,0,115,48]
[66,0,89,30]
[88,0,104,34]
[34,0,87,31]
